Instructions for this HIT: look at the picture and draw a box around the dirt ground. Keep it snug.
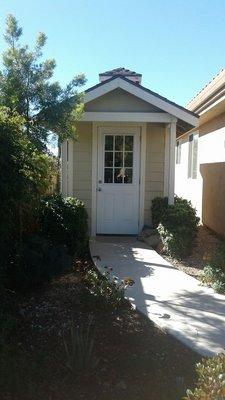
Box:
[1,260,200,400]
[163,225,221,278]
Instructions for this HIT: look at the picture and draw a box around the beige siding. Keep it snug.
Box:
[85,88,164,113]
[71,121,165,231]
[144,123,165,226]
[73,122,92,225]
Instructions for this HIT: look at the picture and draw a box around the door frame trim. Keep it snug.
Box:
[91,122,146,236]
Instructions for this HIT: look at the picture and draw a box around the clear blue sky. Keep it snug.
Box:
[0,0,225,106]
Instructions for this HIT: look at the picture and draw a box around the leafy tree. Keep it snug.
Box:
[0,106,55,270]
[0,14,85,150]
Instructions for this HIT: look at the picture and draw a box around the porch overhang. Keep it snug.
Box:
[81,112,177,123]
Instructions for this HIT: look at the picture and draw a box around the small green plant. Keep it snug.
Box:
[183,353,225,400]
[152,196,199,258]
[84,268,132,310]
[201,242,225,293]
[63,316,98,376]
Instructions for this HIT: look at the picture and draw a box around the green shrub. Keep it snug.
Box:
[152,196,199,258]
[183,353,225,400]
[8,234,71,291]
[151,196,168,228]
[38,195,88,257]
[201,242,225,293]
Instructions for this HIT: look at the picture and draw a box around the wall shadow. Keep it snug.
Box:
[200,162,225,236]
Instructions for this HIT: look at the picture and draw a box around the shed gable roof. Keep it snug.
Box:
[85,76,199,128]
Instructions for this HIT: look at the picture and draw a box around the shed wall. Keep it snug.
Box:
[144,123,165,226]
[68,122,166,231]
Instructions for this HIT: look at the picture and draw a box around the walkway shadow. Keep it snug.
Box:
[91,237,225,355]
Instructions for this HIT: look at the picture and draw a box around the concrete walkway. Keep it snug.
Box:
[90,236,225,357]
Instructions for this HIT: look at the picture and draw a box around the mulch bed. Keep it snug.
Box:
[1,259,200,400]
[162,225,221,278]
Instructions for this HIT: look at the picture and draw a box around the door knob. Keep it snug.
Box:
[97,187,102,191]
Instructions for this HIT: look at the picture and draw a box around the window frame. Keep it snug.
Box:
[188,132,198,179]
[103,134,134,184]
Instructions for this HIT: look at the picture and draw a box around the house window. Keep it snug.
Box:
[176,140,181,164]
[188,133,198,179]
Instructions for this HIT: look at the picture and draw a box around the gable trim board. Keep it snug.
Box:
[85,76,199,127]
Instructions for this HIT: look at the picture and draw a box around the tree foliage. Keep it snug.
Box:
[0,106,55,272]
[0,14,85,150]
[0,16,88,292]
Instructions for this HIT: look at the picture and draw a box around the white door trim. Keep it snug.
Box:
[168,121,176,204]
[91,122,146,236]
[91,123,98,236]
[163,122,176,204]
[139,123,146,231]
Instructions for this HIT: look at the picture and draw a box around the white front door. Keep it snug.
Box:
[96,127,140,234]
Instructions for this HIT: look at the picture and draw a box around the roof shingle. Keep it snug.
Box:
[99,67,142,77]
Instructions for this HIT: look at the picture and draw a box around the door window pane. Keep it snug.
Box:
[124,168,133,184]
[105,135,114,151]
[115,135,123,151]
[114,168,124,184]
[125,135,133,151]
[115,152,123,167]
[104,168,113,183]
[124,152,133,167]
[103,134,134,184]
[105,152,113,167]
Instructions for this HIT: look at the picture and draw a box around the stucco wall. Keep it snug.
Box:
[73,122,92,224]
[144,123,165,226]
[175,112,225,234]
[200,162,225,236]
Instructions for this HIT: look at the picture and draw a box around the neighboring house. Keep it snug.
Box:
[61,68,198,235]
[175,69,225,236]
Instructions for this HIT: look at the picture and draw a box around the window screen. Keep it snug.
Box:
[176,140,181,164]
[188,133,198,179]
